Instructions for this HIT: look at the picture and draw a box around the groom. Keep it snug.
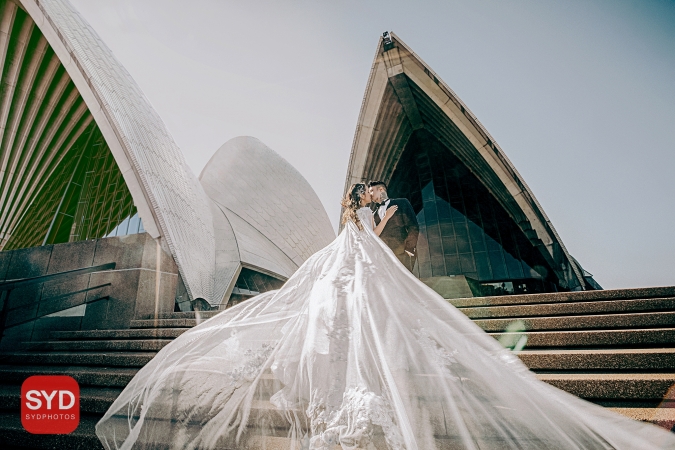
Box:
[368,181,419,272]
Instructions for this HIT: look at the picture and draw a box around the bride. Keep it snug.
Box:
[96,183,675,449]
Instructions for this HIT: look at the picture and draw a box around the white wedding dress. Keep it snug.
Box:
[96,207,675,449]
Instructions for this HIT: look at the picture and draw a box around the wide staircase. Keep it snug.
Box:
[0,310,220,449]
[449,286,675,430]
[0,286,674,448]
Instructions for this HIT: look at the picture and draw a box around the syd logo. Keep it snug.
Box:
[21,375,80,434]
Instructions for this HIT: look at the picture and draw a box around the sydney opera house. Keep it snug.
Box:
[5,1,675,448]
[0,0,599,321]
[0,0,335,324]
[344,32,601,298]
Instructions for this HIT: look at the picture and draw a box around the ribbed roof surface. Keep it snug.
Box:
[200,136,335,285]
[344,32,585,289]
[22,0,217,301]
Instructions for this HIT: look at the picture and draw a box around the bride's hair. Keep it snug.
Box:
[341,183,366,230]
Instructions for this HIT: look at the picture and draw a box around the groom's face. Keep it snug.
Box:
[369,186,378,203]
[370,186,384,203]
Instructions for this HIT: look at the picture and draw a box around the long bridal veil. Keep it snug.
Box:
[95,207,675,449]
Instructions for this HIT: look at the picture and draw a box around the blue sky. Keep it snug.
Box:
[69,0,675,289]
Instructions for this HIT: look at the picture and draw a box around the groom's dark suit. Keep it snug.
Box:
[373,198,419,272]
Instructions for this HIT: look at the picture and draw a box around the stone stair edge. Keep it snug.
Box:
[1,285,674,444]
[17,339,172,352]
[473,311,675,332]
[0,411,102,449]
[451,286,675,308]
[130,318,202,328]
[49,328,189,340]
[0,364,138,387]
[0,351,157,367]
[487,328,675,348]
[458,298,675,320]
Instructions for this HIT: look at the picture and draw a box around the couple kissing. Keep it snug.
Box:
[367,180,419,272]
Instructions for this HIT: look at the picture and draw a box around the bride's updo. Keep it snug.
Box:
[341,183,366,230]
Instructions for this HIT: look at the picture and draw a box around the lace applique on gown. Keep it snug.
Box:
[95,206,675,449]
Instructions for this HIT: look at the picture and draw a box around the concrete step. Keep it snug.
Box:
[0,365,138,387]
[19,339,172,352]
[459,297,675,319]
[50,328,189,340]
[516,348,675,371]
[249,371,675,404]
[0,351,156,367]
[537,373,675,400]
[92,405,675,449]
[105,399,443,440]
[450,286,675,308]
[243,434,584,450]
[1,407,669,450]
[0,411,103,449]
[607,407,675,430]
[155,311,223,319]
[0,384,121,415]
[130,318,201,328]
[474,311,675,332]
[488,328,675,348]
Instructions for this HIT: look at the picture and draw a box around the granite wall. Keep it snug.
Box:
[0,233,180,351]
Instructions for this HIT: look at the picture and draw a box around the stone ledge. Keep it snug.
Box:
[474,311,675,331]
[451,286,675,308]
[488,327,675,347]
[459,297,675,319]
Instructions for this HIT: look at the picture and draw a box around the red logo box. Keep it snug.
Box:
[21,375,80,434]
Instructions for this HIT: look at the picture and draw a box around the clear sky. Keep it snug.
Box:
[68,0,674,290]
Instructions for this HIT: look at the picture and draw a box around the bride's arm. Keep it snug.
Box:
[373,205,398,236]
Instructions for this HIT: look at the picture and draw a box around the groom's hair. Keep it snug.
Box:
[368,180,387,191]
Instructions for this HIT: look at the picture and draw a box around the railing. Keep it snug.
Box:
[0,262,116,345]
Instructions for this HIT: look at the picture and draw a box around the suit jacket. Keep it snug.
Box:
[374,198,419,256]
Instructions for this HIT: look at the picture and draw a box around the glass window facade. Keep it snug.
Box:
[388,130,560,295]
[104,212,145,238]
[4,124,139,250]
[228,267,286,307]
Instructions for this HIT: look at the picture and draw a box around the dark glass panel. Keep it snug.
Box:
[467,221,483,242]
[464,272,479,281]
[419,261,433,278]
[421,181,435,202]
[424,204,438,224]
[436,201,452,222]
[485,234,501,252]
[487,251,507,280]
[450,203,465,221]
[441,235,457,253]
[499,229,515,252]
[386,129,559,295]
[470,236,486,253]
[455,231,471,254]
[467,221,486,252]
[504,251,525,279]
[465,201,481,222]
[474,252,492,280]
[234,268,284,293]
[427,224,441,242]
[431,255,446,276]
[417,235,430,262]
[459,253,476,273]
[522,262,541,279]
[444,254,461,274]
[439,222,454,236]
